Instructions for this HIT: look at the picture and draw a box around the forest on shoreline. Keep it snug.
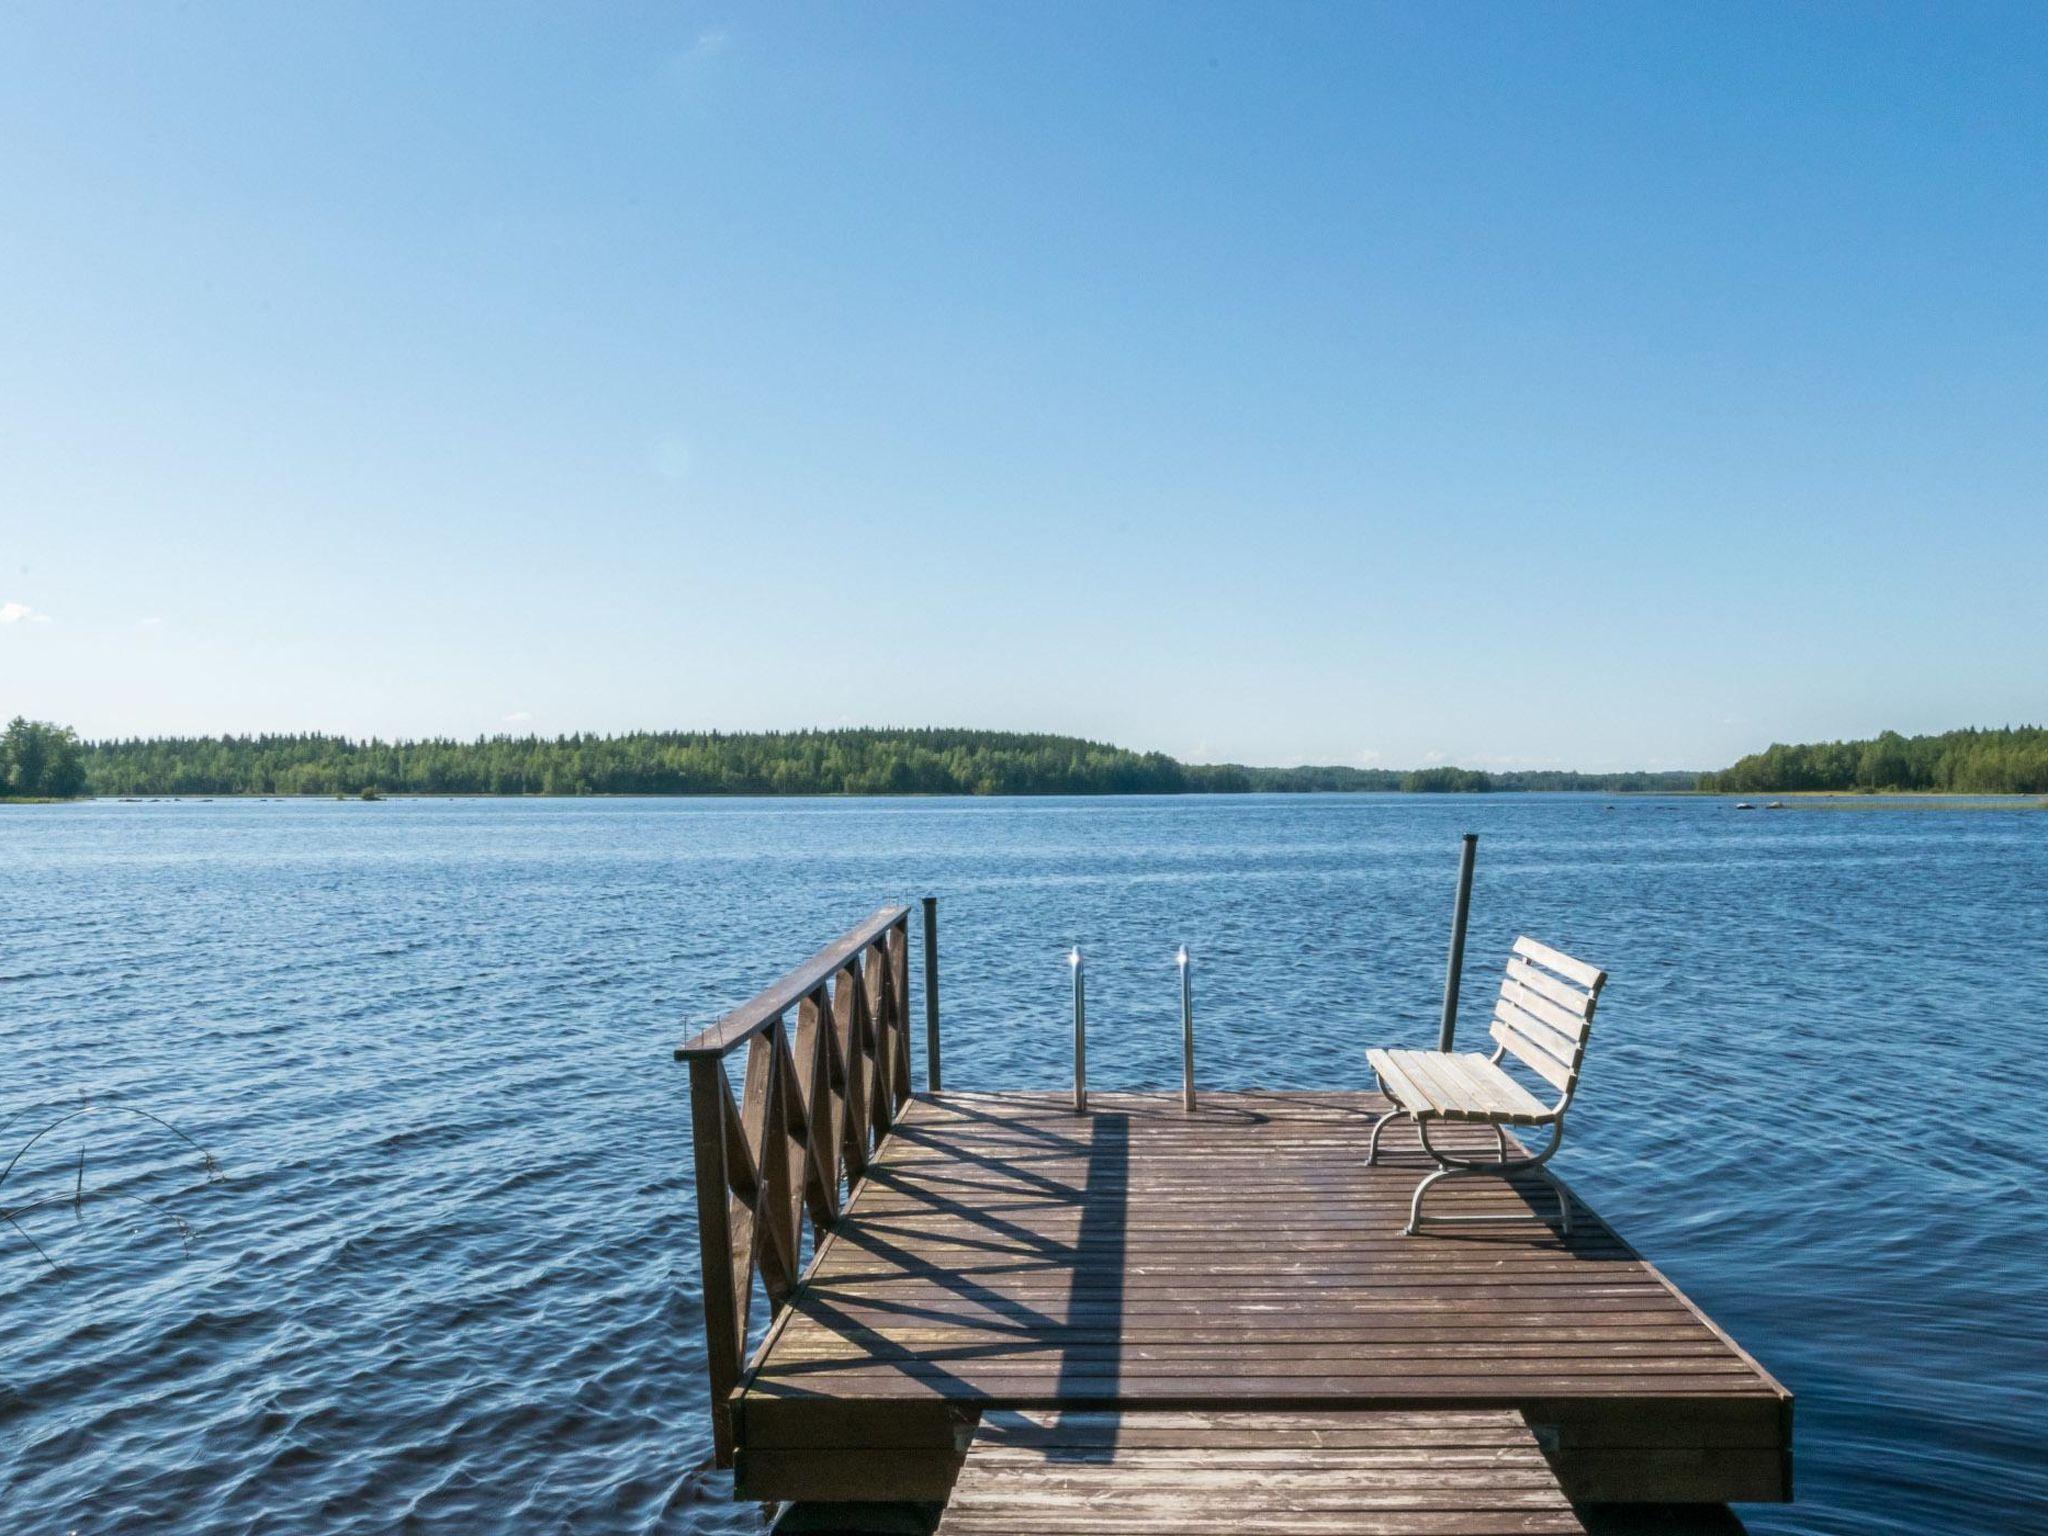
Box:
[74,728,1694,798]
[19,723,2040,800]
[1697,725,2048,795]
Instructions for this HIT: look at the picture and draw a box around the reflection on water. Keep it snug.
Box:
[3,794,2044,1533]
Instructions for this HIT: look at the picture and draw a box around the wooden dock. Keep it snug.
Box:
[938,1409,1587,1536]
[678,907,1791,1526]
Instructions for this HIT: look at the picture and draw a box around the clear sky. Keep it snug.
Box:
[2,4,2043,770]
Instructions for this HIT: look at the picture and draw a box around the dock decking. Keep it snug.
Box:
[936,1408,1587,1536]
[734,1092,1790,1506]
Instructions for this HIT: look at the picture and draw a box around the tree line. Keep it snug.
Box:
[29,720,2047,800]
[68,728,1698,798]
[1697,726,2048,794]
[2,717,88,799]
[82,729,1190,797]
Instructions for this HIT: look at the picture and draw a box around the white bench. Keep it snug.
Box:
[1367,936,1607,1236]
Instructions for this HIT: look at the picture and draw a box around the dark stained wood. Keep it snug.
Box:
[890,925,914,1103]
[680,908,918,1467]
[933,1409,1584,1536]
[794,991,843,1231]
[686,1056,744,1462]
[730,1092,1791,1506]
[839,962,875,1183]
[747,1027,801,1308]
[678,905,910,1060]
[922,896,942,1093]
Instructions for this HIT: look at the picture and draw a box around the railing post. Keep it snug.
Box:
[1178,946,1195,1112]
[686,1055,742,1464]
[835,963,872,1183]
[1438,832,1479,1052]
[888,922,913,1106]
[1070,947,1087,1114]
[922,896,941,1093]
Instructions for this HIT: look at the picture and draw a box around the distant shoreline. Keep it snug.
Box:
[45,788,2046,806]
[75,728,1699,799]
[24,721,2048,800]
[16,791,2046,813]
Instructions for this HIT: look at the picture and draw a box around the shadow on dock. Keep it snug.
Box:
[1052,1110,1127,1428]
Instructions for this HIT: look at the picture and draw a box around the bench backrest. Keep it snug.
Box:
[1489,936,1607,1108]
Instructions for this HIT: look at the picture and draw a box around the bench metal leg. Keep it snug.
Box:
[1404,1118,1571,1237]
[1366,1107,1409,1167]
[1366,1073,1411,1168]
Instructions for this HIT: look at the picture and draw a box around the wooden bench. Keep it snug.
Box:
[1367,936,1607,1236]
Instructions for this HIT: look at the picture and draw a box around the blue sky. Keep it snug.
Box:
[2,4,2043,770]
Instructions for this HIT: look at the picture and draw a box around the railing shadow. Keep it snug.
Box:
[1050,1110,1126,1455]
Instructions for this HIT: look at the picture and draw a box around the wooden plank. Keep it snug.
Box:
[1496,978,1592,1046]
[729,1091,1791,1508]
[1559,1446,1788,1503]
[752,1363,1772,1392]
[1370,1049,1549,1123]
[1510,936,1605,993]
[1490,998,1583,1069]
[1489,1021,1575,1093]
[1399,1051,1488,1120]
[711,1070,767,1333]
[933,1410,1583,1536]
[1429,1053,1550,1123]
[792,988,841,1231]
[1368,1048,1445,1117]
[776,1313,1714,1340]
[836,963,872,1182]
[737,1446,965,1501]
[740,1031,799,1305]
[864,942,897,1136]
[686,1056,743,1464]
[741,1390,1788,1451]
[889,924,914,1103]
[733,1444,1796,1507]
[1501,957,1593,1017]
[767,1336,1735,1362]
[677,905,908,1059]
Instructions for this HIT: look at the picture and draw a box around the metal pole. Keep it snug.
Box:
[921,895,941,1093]
[1438,833,1478,1052]
[1070,947,1087,1114]
[1178,946,1195,1112]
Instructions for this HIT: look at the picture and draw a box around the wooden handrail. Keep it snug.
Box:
[678,904,917,1465]
[676,903,909,1060]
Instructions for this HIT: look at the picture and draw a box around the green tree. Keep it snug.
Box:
[2,717,88,798]
[1704,725,2048,794]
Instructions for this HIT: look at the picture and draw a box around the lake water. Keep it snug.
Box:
[3,795,2045,1534]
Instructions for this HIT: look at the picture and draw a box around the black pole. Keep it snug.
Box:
[921,895,941,1093]
[1438,834,1478,1051]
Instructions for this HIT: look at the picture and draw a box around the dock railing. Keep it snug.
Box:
[675,903,915,1463]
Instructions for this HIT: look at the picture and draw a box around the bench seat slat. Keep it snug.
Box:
[1433,1053,1550,1122]
[1368,1047,1552,1125]
[1365,1048,1443,1118]
[1400,1052,1485,1119]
